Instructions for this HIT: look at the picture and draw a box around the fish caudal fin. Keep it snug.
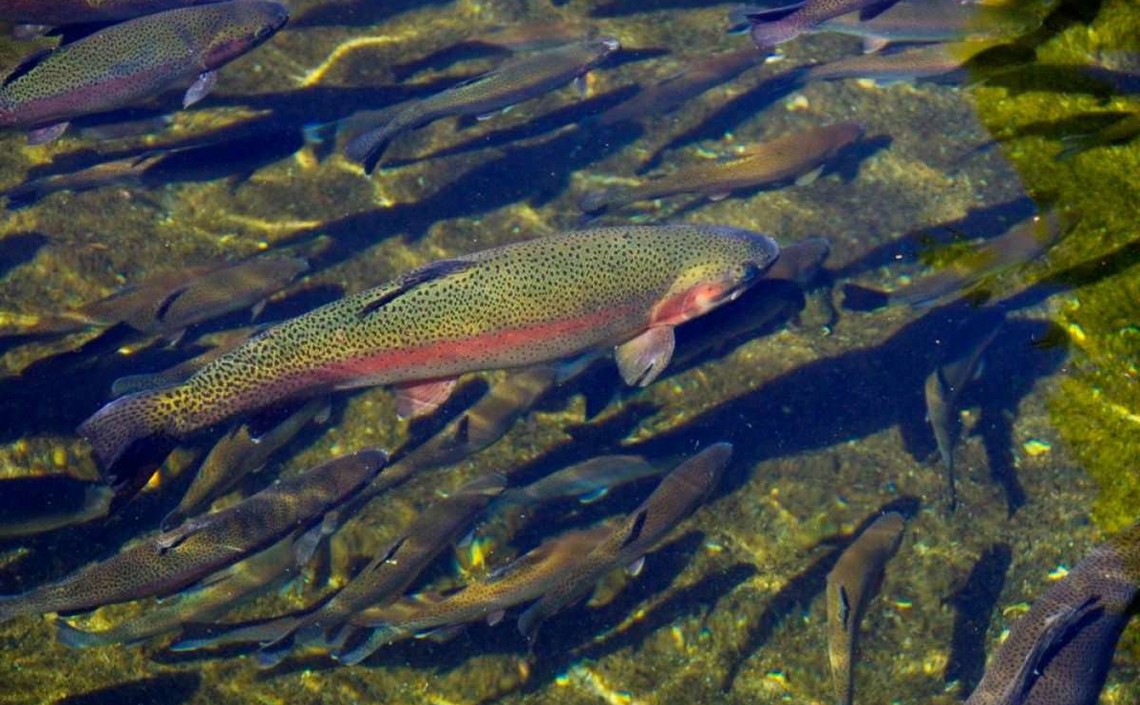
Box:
[78,386,184,470]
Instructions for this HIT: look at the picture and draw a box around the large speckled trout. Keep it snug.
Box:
[80,225,779,468]
[0,0,288,143]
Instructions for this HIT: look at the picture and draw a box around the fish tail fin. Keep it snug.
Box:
[78,386,187,470]
[55,620,108,649]
[578,188,613,214]
[344,125,396,175]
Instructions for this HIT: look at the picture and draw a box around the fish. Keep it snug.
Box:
[798,41,995,85]
[0,0,288,143]
[257,473,507,664]
[579,122,863,213]
[0,0,230,26]
[0,449,386,623]
[965,522,1140,705]
[77,253,308,339]
[55,530,307,649]
[598,46,763,126]
[161,397,331,530]
[825,511,907,705]
[2,152,166,210]
[516,442,731,640]
[504,455,661,506]
[847,209,1070,311]
[747,0,904,49]
[344,37,620,173]
[0,476,113,539]
[924,309,1004,510]
[338,522,616,663]
[79,224,780,470]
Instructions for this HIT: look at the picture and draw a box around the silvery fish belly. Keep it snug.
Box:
[79,224,779,468]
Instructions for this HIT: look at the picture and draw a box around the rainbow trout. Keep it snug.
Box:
[826,512,906,705]
[344,36,620,172]
[579,122,863,213]
[0,449,386,623]
[965,522,1140,705]
[80,224,779,469]
[0,0,288,143]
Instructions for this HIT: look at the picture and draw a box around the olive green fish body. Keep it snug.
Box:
[966,522,1140,705]
[580,123,863,212]
[0,449,384,623]
[826,512,906,705]
[0,1,288,136]
[517,442,731,638]
[346,37,619,171]
[80,225,778,467]
[340,523,614,662]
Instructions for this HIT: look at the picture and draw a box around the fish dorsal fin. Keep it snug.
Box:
[2,48,53,87]
[154,286,191,323]
[357,259,473,319]
[837,584,851,630]
[619,508,648,550]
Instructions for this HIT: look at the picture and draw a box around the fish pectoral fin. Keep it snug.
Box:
[794,165,824,186]
[183,71,218,108]
[395,378,458,420]
[862,36,890,54]
[293,513,340,566]
[625,556,645,577]
[155,519,203,552]
[27,122,69,145]
[707,191,732,202]
[615,327,676,387]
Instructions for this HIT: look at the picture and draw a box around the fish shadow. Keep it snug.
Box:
[290,0,452,28]
[0,232,48,277]
[943,542,1013,697]
[590,0,739,17]
[53,672,200,705]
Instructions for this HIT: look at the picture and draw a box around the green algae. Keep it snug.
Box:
[965,0,1140,533]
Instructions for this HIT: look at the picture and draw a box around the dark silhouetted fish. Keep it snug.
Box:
[579,122,863,213]
[747,0,904,49]
[162,397,330,529]
[599,46,763,126]
[55,530,306,648]
[825,511,907,705]
[925,309,1004,510]
[79,225,779,470]
[0,476,113,539]
[517,442,731,639]
[0,0,288,143]
[0,449,386,623]
[965,521,1140,705]
[339,522,616,663]
[77,253,308,339]
[506,455,660,506]
[2,152,166,210]
[345,37,619,173]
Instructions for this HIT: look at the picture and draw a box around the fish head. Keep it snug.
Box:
[200,1,289,69]
[651,228,779,326]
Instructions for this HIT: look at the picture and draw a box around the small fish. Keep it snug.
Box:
[748,0,904,48]
[345,37,620,172]
[599,46,763,125]
[261,473,507,663]
[0,0,228,26]
[78,253,308,339]
[506,455,661,506]
[0,0,288,143]
[924,309,1004,510]
[821,1,1041,51]
[79,225,779,471]
[965,522,1140,705]
[55,530,307,648]
[0,449,386,623]
[799,41,994,84]
[516,442,731,639]
[825,511,907,705]
[2,152,166,210]
[0,476,113,539]
[579,122,863,213]
[162,397,331,529]
[339,522,616,663]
